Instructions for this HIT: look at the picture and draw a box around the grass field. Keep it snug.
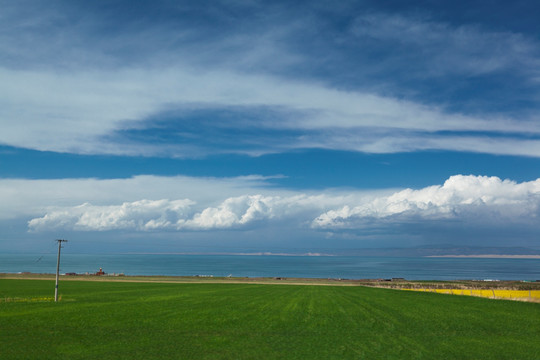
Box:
[1,279,540,359]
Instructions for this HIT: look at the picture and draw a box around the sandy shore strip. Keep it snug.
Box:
[0,273,364,286]
[426,255,540,259]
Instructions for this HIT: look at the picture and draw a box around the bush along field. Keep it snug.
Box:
[1,279,540,359]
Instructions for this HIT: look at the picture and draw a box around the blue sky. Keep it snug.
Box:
[2,0,540,253]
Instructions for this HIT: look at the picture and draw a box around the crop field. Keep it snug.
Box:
[1,279,540,359]
[402,288,540,301]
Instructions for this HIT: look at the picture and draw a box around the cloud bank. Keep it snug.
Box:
[313,175,540,229]
[27,194,349,232]
[25,175,540,238]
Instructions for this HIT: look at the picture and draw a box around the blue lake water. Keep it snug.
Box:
[1,253,540,281]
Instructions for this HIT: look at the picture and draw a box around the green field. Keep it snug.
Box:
[1,279,539,359]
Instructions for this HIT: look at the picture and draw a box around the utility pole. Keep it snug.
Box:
[55,239,68,302]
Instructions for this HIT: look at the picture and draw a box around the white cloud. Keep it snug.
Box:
[26,193,354,232]
[0,174,367,232]
[1,65,537,157]
[20,175,540,234]
[1,4,539,158]
[178,194,346,230]
[180,195,277,230]
[28,199,195,232]
[0,175,280,220]
[297,129,540,157]
[313,175,540,229]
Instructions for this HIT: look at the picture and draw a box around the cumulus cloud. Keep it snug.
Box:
[180,195,279,230]
[178,194,346,230]
[0,175,282,220]
[313,175,540,229]
[24,175,540,234]
[27,194,350,232]
[28,199,195,232]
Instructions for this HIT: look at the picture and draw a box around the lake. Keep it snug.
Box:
[1,253,539,281]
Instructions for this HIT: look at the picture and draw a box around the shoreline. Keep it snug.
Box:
[0,272,367,286]
[426,255,540,259]
[2,272,539,288]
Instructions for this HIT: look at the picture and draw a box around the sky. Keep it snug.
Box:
[2,0,540,254]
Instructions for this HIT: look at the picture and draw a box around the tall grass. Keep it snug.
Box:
[1,279,539,359]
